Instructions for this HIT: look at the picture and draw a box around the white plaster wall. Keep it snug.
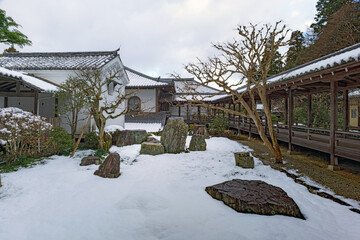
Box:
[105,84,126,127]
[24,70,76,85]
[21,61,129,133]
[125,89,157,113]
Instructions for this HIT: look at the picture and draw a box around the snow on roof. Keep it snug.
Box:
[0,50,119,70]
[268,43,360,85]
[174,93,227,102]
[349,89,360,97]
[125,67,170,88]
[0,66,59,92]
[174,80,219,94]
[211,43,360,102]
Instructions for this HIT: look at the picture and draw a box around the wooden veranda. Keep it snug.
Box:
[210,48,360,166]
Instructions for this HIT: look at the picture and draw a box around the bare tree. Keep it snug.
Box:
[75,68,133,150]
[183,22,292,163]
[56,76,89,142]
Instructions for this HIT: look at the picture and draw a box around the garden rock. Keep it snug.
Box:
[234,152,254,168]
[111,130,147,147]
[189,134,206,151]
[146,137,161,144]
[205,179,305,219]
[94,153,120,178]
[193,124,209,139]
[140,142,165,155]
[161,118,188,153]
[80,156,101,166]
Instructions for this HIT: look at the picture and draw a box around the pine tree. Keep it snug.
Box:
[0,9,32,48]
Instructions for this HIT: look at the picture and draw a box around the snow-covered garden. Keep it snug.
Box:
[0,136,359,240]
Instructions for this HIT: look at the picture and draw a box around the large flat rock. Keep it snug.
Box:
[205,179,305,219]
[111,130,147,147]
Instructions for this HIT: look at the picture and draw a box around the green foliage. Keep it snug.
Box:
[50,127,74,155]
[0,9,32,48]
[268,51,284,76]
[56,76,89,141]
[94,148,107,159]
[284,31,305,70]
[84,131,99,149]
[311,0,352,35]
[210,114,229,135]
[0,156,44,173]
[294,107,307,125]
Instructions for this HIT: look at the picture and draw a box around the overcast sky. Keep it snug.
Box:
[0,0,317,77]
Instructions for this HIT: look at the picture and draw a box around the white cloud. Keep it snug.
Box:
[0,0,317,77]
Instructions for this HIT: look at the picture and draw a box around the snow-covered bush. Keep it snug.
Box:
[0,107,53,163]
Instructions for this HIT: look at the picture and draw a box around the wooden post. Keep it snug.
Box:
[71,115,91,158]
[197,106,201,121]
[54,97,59,117]
[329,81,338,167]
[307,94,312,139]
[178,106,181,117]
[186,104,189,121]
[34,90,39,115]
[343,90,349,132]
[284,97,288,125]
[4,97,8,108]
[248,99,252,139]
[288,89,294,152]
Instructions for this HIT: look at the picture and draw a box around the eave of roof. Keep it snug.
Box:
[0,67,59,92]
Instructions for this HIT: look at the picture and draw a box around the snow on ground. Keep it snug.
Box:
[125,122,163,132]
[0,137,359,240]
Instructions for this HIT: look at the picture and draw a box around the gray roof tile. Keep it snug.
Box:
[0,50,119,70]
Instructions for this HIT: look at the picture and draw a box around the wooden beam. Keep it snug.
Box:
[0,92,36,97]
[329,81,338,166]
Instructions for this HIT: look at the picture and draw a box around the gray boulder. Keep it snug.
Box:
[189,134,206,151]
[111,130,147,147]
[234,152,254,168]
[205,179,305,219]
[80,156,101,166]
[94,153,121,178]
[193,124,210,139]
[146,136,161,144]
[140,142,165,155]
[161,118,188,153]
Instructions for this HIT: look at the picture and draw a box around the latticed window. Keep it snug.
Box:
[128,96,141,112]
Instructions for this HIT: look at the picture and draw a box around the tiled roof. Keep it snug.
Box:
[0,67,59,92]
[125,67,170,88]
[0,50,119,70]
[174,80,219,94]
[267,42,360,85]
